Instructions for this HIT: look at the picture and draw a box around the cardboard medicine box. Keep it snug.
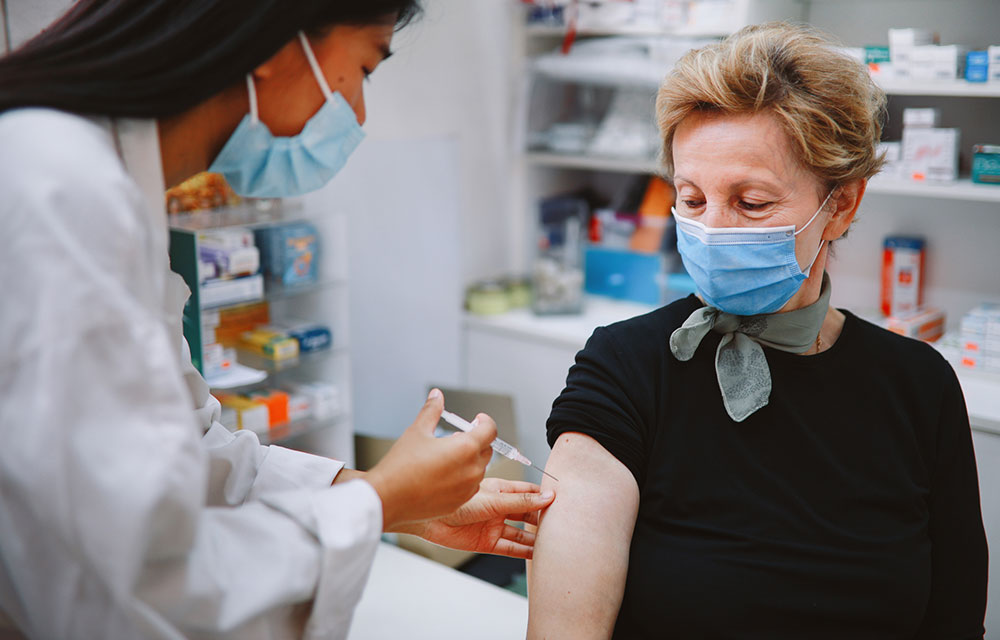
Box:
[881,236,925,318]
[902,127,959,182]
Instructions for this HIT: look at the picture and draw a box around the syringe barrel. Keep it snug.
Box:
[490,438,517,459]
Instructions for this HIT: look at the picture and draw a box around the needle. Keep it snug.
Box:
[532,463,559,482]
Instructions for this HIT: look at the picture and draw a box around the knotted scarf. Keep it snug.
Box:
[669,273,832,422]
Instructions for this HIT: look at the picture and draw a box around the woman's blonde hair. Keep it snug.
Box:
[656,21,887,188]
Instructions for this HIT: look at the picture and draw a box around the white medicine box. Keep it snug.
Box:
[989,45,1000,80]
[888,28,937,76]
[908,45,967,81]
[902,127,960,182]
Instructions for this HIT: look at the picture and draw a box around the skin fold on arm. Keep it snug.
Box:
[527,432,640,640]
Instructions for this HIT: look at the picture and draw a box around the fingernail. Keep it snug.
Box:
[428,389,441,400]
[541,491,554,500]
[471,417,480,427]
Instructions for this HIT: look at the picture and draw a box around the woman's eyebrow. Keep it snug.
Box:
[378,44,394,62]
[674,176,786,192]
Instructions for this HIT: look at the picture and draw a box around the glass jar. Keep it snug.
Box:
[532,197,586,315]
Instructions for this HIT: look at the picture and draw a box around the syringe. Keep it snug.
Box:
[440,409,559,482]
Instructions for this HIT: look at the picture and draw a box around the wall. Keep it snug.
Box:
[311,0,524,438]
[307,136,465,440]
[4,0,69,49]
[360,0,519,284]
[1,1,8,53]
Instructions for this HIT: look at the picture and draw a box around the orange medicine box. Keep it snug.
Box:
[887,307,945,342]
[247,390,290,428]
[881,236,925,317]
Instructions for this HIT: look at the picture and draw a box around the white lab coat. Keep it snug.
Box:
[0,108,382,640]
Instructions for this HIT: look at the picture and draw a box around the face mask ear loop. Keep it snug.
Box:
[794,189,835,237]
[245,75,260,125]
[797,189,836,276]
[298,31,336,103]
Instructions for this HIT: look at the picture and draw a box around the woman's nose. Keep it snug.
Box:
[700,203,737,228]
[353,92,367,127]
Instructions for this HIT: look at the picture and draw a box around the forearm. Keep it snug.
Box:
[333,467,366,484]
[527,433,639,640]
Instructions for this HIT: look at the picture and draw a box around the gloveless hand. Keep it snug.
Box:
[364,389,497,531]
[393,478,556,559]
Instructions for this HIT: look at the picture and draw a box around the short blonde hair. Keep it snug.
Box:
[656,22,886,187]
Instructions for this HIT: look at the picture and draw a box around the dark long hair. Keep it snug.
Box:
[0,0,421,118]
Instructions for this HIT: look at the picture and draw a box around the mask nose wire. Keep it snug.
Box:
[298,31,336,103]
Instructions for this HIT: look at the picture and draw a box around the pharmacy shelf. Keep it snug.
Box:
[236,345,347,375]
[261,413,349,446]
[525,24,731,38]
[205,362,269,391]
[876,79,1000,98]
[207,347,346,391]
[264,277,348,302]
[169,200,308,232]
[957,369,1000,435]
[526,154,1000,201]
[866,177,1000,203]
[526,151,660,175]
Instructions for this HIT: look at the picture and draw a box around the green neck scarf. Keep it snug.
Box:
[669,273,832,422]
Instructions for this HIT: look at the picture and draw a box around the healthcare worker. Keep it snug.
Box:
[0,1,554,639]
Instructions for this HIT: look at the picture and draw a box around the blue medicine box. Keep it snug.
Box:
[966,51,989,82]
[254,222,320,287]
[287,323,332,353]
[584,247,666,305]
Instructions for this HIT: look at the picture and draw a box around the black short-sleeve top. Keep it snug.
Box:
[546,294,987,639]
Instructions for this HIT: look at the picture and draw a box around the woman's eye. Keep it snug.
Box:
[739,200,770,211]
[362,67,373,82]
[681,199,704,209]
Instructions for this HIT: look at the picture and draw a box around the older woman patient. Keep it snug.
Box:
[527,22,987,639]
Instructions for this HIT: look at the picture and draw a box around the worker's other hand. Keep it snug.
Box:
[366,389,497,531]
[394,478,556,559]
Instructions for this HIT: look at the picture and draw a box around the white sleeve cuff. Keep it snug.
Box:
[246,445,346,502]
[260,480,383,640]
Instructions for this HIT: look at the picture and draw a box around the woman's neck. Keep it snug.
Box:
[156,86,246,190]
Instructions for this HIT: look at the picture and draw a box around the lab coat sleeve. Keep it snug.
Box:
[0,112,381,640]
[201,422,346,506]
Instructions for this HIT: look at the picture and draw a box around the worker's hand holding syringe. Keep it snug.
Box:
[341,389,555,558]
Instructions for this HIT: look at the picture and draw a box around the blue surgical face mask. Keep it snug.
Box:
[673,191,833,316]
[209,32,365,198]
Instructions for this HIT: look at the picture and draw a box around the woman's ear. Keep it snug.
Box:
[251,37,302,83]
[824,178,866,241]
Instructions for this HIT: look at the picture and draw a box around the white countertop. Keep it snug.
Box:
[463,297,1000,435]
[463,295,656,350]
[348,543,528,640]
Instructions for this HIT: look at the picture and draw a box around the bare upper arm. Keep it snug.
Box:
[527,432,640,640]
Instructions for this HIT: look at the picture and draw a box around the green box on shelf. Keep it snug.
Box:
[864,46,890,65]
[972,144,1000,185]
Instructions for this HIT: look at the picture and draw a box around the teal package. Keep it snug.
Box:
[255,222,321,286]
[972,144,1000,185]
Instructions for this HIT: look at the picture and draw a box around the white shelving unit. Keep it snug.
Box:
[878,78,1000,98]
[526,150,661,175]
[529,153,1000,203]
[866,176,1000,202]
